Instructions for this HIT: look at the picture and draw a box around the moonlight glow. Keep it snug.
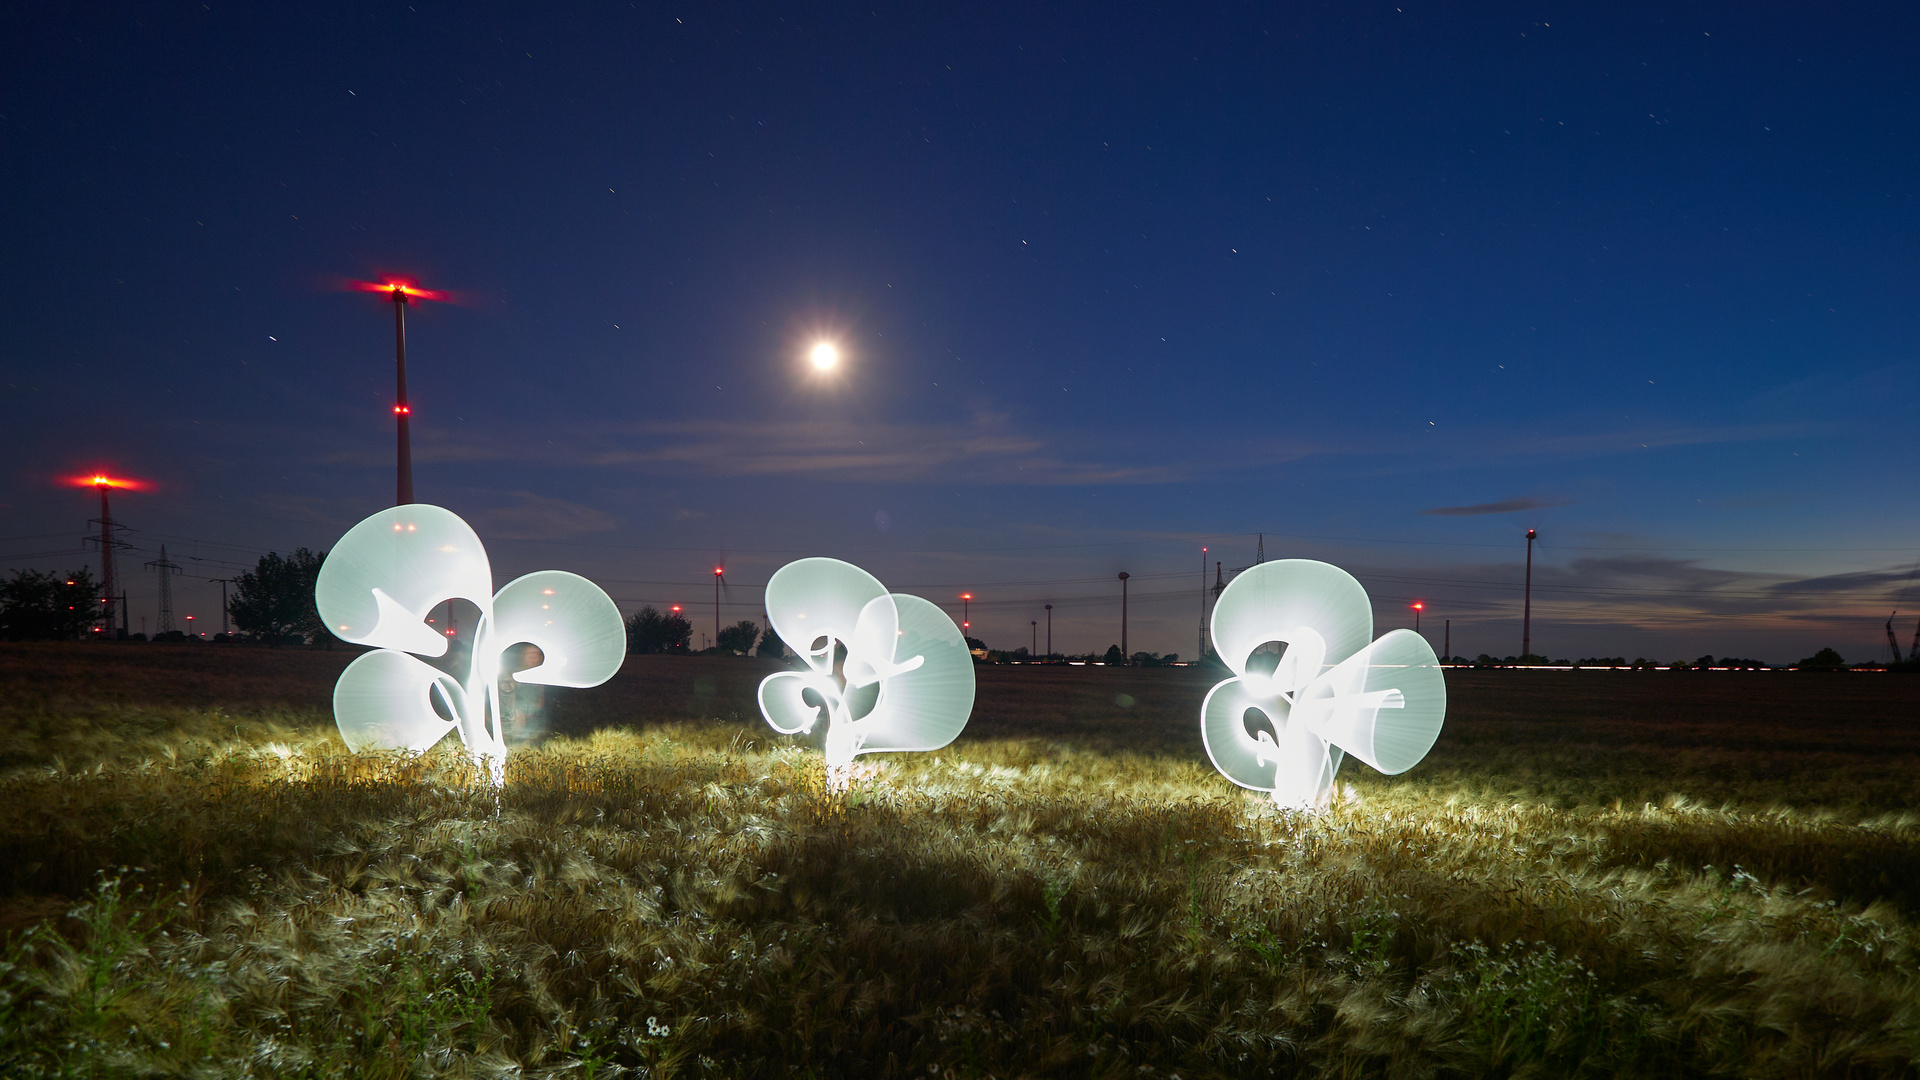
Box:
[809,341,840,371]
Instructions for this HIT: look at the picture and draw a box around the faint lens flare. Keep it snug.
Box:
[809,341,840,371]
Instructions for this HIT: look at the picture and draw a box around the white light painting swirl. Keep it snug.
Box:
[315,504,625,781]
[757,558,975,783]
[1202,559,1446,810]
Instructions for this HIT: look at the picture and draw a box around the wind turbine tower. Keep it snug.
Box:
[350,278,450,505]
[80,474,135,637]
[1522,528,1538,659]
[1198,546,1210,660]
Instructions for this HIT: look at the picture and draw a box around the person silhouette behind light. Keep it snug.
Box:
[498,642,547,745]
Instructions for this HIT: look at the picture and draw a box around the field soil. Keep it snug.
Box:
[3,643,1918,1078]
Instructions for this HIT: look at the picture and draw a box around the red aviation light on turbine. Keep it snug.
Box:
[68,473,147,491]
[348,278,454,303]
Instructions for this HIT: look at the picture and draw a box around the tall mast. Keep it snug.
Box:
[1522,529,1537,659]
[393,288,414,505]
[1198,546,1209,659]
[97,482,117,635]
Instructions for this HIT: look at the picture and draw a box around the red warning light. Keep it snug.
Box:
[67,473,146,491]
[714,567,724,576]
[393,405,411,415]
[348,278,452,303]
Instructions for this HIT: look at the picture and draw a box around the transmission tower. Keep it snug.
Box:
[145,544,182,634]
[1255,532,1265,564]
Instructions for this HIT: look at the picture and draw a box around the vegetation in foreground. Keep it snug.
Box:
[1,644,1918,1078]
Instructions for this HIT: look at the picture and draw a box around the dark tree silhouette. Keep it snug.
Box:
[625,606,693,654]
[755,623,785,658]
[1798,647,1845,671]
[229,549,327,645]
[716,619,760,655]
[0,568,102,640]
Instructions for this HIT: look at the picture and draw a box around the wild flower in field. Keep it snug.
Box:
[314,504,626,782]
[756,557,974,787]
[1202,559,1446,809]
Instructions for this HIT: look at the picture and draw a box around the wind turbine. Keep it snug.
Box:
[349,277,452,505]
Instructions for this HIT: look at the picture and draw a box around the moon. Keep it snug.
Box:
[809,341,839,371]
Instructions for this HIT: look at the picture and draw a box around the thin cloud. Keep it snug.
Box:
[475,492,620,540]
[1491,421,1818,459]
[1766,567,1920,597]
[373,415,1188,486]
[1325,419,1823,480]
[1421,496,1569,517]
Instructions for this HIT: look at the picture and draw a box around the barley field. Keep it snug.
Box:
[2,643,1917,1078]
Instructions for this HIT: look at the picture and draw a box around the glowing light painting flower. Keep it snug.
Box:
[1202,559,1446,810]
[315,504,625,781]
[756,557,975,784]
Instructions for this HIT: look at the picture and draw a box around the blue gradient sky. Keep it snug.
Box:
[3,2,1916,662]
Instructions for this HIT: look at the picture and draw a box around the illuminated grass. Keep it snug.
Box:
[1,645,1917,1077]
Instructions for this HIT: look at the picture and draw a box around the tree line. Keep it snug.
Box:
[7,558,1903,671]
[623,607,784,656]
[0,550,327,643]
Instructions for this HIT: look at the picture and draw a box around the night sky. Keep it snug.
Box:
[3,3,1916,663]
